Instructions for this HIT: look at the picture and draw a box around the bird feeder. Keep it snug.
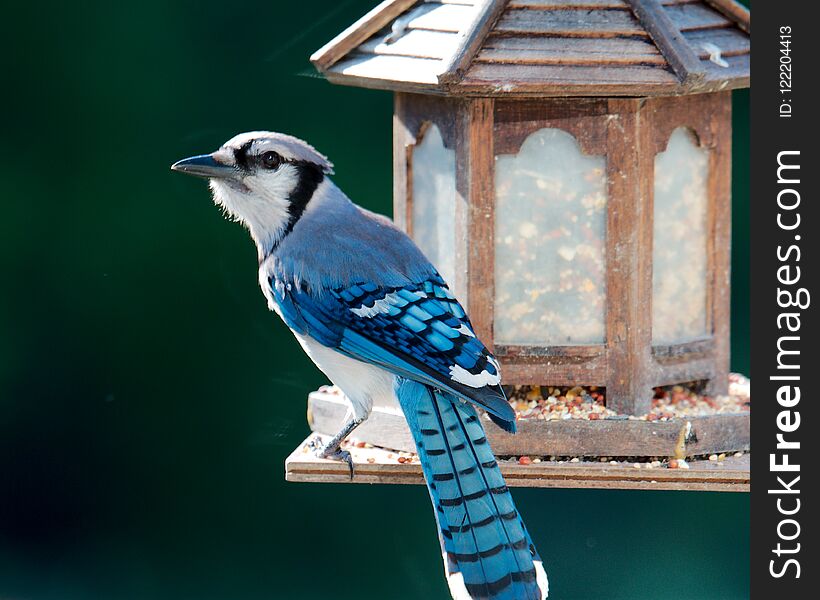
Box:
[288,0,751,485]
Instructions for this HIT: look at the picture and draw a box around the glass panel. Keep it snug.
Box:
[495,128,607,346]
[652,127,709,344]
[411,124,456,286]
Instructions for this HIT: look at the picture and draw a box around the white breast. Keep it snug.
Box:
[293,332,396,421]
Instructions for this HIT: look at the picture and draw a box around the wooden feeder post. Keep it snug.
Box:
[299,0,751,465]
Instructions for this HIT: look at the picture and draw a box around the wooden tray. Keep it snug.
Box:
[286,434,750,492]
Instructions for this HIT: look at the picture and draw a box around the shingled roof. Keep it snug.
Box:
[310,0,750,96]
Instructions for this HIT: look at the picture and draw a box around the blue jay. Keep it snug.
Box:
[172,132,548,600]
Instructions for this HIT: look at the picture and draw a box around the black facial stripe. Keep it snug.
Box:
[265,159,324,257]
[234,141,253,170]
[284,160,324,229]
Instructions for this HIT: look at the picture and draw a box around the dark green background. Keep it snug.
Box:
[1,1,749,598]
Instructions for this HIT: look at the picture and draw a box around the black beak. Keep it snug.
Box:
[171,153,236,179]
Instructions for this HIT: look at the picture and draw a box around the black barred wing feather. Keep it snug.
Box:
[273,274,515,430]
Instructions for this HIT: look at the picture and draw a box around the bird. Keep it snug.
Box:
[171,131,549,600]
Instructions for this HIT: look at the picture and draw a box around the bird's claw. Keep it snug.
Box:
[322,448,355,480]
[310,437,355,480]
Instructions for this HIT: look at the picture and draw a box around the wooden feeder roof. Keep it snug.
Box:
[311,0,750,97]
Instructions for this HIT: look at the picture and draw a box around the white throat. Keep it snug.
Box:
[209,164,314,259]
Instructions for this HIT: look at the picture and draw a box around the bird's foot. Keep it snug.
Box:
[309,436,355,480]
[320,448,355,480]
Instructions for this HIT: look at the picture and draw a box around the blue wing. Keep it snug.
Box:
[269,273,515,431]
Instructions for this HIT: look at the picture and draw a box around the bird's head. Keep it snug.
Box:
[172,131,334,255]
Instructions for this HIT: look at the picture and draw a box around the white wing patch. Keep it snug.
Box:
[449,353,501,388]
[456,324,475,338]
[449,364,501,388]
[350,292,402,318]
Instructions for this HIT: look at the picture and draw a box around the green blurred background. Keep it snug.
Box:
[0,1,749,598]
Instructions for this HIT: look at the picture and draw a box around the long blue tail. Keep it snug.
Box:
[396,378,548,600]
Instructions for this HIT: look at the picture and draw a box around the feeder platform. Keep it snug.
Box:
[286,435,750,492]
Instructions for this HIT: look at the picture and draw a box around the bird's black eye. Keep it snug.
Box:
[260,151,283,170]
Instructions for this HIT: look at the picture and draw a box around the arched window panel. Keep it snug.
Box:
[494,128,607,346]
[652,127,709,345]
[411,123,457,287]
